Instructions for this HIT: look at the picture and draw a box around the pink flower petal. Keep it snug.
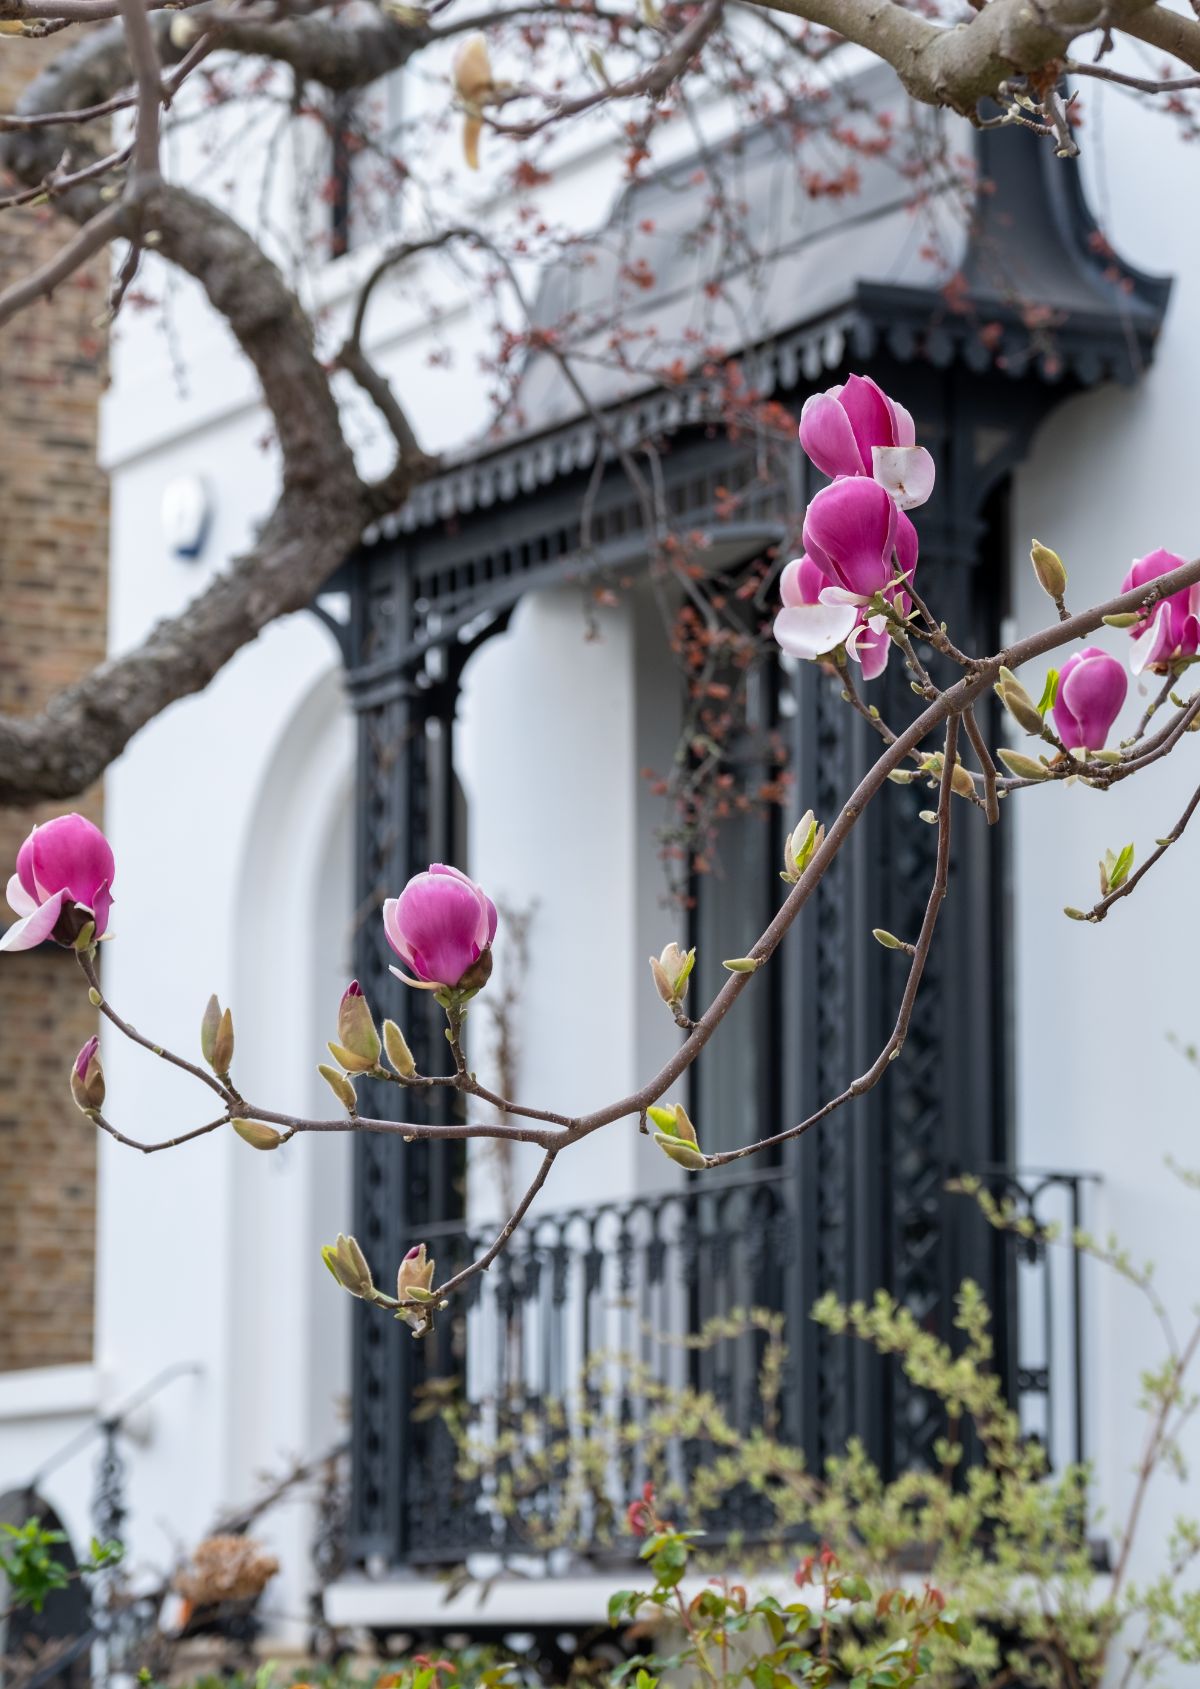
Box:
[0,889,66,952]
[798,391,865,479]
[837,374,896,468]
[6,873,36,918]
[853,622,892,681]
[803,478,896,600]
[1129,603,1175,678]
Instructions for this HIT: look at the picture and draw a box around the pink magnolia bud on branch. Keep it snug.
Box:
[383,865,497,995]
[1,814,115,954]
[397,1242,435,1302]
[1052,648,1128,752]
[397,1243,439,1334]
[329,980,381,1073]
[70,1036,105,1114]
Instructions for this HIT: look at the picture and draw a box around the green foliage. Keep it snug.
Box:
[0,1518,121,1614]
[431,1244,1200,1689]
[606,1498,961,1688]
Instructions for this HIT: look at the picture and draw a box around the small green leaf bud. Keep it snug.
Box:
[872,929,904,951]
[321,1232,374,1297]
[722,956,761,973]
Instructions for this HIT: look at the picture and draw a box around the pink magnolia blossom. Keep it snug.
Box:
[1053,647,1128,751]
[799,373,935,509]
[772,477,918,680]
[1,813,115,953]
[383,864,497,991]
[1120,549,1200,676]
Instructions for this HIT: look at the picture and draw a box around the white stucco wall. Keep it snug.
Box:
[1008,72,1200,1603]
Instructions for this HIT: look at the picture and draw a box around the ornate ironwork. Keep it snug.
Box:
[334,1166,1090,1568]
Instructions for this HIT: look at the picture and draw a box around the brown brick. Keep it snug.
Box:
[0,40,107,1372]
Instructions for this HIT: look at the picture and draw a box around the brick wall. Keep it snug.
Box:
[0,41,108,1372]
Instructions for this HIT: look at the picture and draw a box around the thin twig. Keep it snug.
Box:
[703,715,959,1167]
[433,1149,558,1298]
[91,1111,228,1154]
[77,951,234,1103]
[964,704,1000,823]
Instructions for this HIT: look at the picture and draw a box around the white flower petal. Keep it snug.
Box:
[872,445,936,510]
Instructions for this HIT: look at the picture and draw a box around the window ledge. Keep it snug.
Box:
[0,1364,100,1425]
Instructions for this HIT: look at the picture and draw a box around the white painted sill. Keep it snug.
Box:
[0,1364,100,1426]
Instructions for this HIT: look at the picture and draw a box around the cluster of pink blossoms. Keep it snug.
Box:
[773,374,934,680]
[774,375,1198,753]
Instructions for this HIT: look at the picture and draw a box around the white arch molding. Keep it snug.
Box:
[227,656,355,1644]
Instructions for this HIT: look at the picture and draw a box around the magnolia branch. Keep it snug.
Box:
[70,557,1200,1316]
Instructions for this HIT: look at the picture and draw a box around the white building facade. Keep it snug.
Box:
[2,38,1200,1677]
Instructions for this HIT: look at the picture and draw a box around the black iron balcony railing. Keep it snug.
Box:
[354,1164,1091,1571]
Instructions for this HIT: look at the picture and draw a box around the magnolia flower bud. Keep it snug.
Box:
[1030,540,1068,603]
[872,929,904,951]
[649,942,695,1008]
[70,1036,105,1114]
[202,995,235,1075]
[232,1118,282,1151]
[318,1063,357,1112]
[212,1008,235,1075]
[950,763,975,799]
[996,669,1046,738]
[321,1232,374,1298]
[782,810,823,883]
[329,980,381,1073]
[0,813,115,954]
[397,1242,435,1302]
[383,1019,416,1078]
[997,749,1050,781]
[384,865,497,992]
[201,994,220,1065]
